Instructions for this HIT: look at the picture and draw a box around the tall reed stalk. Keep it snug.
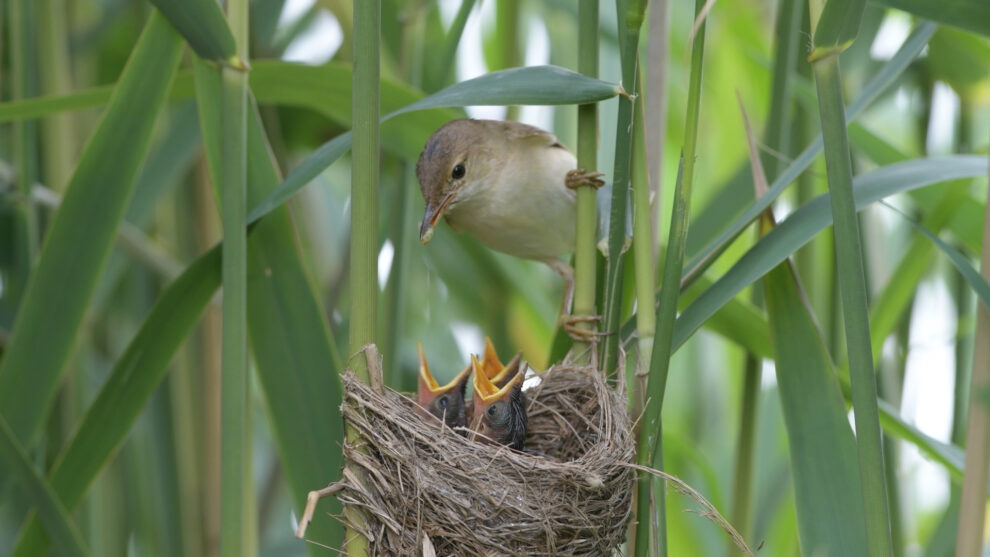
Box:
[571,0,599,360]
[348,1,379,383]
[635,1,706,555]
[955,150,990,557]
[37,0,74,194]
[9,0,39,299]
[808,1,893,553]
[600,0,645,377]
[645,0,669,248]
[496,0,520,121]
[344,0,381,554]
[219,0,250,554]
[631,65,657,377]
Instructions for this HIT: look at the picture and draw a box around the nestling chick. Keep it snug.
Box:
[470,354,527,451]
[416,343,471,430]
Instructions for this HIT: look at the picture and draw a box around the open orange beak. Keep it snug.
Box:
[470,354,524,433]
[417,343,471,408]
[480,337,522,388]
[419,189,459,244]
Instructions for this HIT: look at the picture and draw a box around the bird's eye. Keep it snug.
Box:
[487,406,496,416]
[451,163,466,179]
[438,396,448,408]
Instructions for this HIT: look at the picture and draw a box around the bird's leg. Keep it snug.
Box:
[543,258,601,343]
[565,168,605,190]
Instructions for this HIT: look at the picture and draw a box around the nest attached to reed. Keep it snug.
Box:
[334,362,635,556]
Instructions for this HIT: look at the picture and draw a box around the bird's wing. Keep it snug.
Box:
[499,121,569,151]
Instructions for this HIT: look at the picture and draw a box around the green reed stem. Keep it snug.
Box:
[631,79,657,376]
[344,0,381,554]
[348,0,379,384]
[811,51,893,557]
[600,0,645,377]
[955,149,990,557]
[8,0,39,302]
[571,0,599,361]
[496,0,521,121]
[635,0,705,555]
[219,0,250,554]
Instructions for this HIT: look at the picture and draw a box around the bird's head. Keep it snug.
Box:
[470,354,527,450]
[416,119,491,243]
[416,343,470,430]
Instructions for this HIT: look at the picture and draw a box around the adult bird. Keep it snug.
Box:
[416,343,471,430]
[470,354,527,450]
[416,119,604,341]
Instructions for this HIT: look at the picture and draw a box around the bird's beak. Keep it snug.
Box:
[417,343,471,405]
[480,337,503,380]
[470,355,523,434]
[493,353,523,389]
[480,337,522,388]
[419,189,458,244]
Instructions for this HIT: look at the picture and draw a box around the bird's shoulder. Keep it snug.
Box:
[484,120,568,151]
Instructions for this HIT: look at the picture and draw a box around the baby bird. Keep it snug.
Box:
[470,354,527,450]
[416,343,471,430]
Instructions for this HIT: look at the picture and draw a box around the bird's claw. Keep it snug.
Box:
[565,168,605,190]
[560,314,602,343]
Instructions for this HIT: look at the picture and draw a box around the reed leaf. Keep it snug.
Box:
[762,237,868,556]
[674,156,986,356]
[0,416,87,557]
[882,205,990,319]
[870,0,990,38]
[811,45,892,554]
[683,22,935,281]
[811,0,866,60]
[149,0,239,67]
[619,279,772,359]
[9,247,222,556]
[636,0,703,553]
[0,9,182,469]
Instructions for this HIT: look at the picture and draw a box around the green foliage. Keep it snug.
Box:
[0,9,183,463]
[870,0,990,38]
[0,1,987,555]
[763,256,868,555]
[0,417,88,557]
[812,0,866,60]
[150,0,239,66]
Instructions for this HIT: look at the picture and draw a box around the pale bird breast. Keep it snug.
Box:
[445,145,578,260]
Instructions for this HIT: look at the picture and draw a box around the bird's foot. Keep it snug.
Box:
[565,168,605,190]
[560,313,602,344]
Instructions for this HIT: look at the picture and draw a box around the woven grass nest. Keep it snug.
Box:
[335,362,635,556]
